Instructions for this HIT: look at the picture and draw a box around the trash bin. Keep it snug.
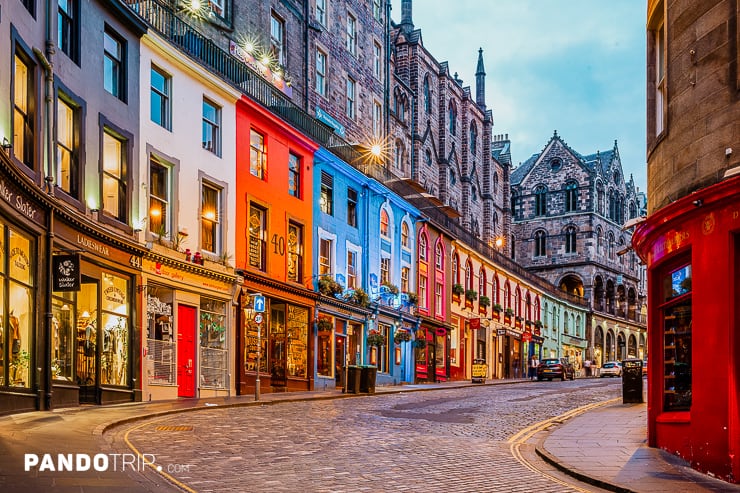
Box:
[622,358,643,403]
[345,365,361,394]
[359,365,377,394]
[472,359,487,383]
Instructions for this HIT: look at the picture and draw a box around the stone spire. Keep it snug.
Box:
[475,47,486,108]
[400,0,414,33]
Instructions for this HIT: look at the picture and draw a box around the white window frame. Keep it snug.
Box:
[346,13,357,56]
[346,240,361,290]
[318,228,337,277]
[315,49,327,97]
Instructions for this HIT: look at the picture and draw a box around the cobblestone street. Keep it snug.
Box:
[111,379,622,492]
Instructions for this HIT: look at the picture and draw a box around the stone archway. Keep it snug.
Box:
[593,326,604,365]
[617,332,626,361]
[606,329,615,362]
[628,334,637,358]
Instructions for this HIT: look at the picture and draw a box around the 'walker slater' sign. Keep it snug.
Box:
[53,254,81,291]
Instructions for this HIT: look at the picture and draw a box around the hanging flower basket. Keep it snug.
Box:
[367,330,386,347]
[317,317,334,332]
[393,329,412,344]
[413,337,427,349]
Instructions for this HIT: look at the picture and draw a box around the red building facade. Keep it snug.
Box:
[234,96,318,395]
[635,0,740,483]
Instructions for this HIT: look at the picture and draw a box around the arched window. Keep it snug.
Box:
[526,292,532,321]
[493,211,499,233]
[596,226,603,254]
[423,75,431,113]
[401,222,410,248]
[534,185,547,216]
[465,260,473,290]
[565,226,577,253]
[380,209,390,237]
[565,181,578,212]
[449,169,456,186]
[629,201,637,220]
[493,172,499,195]
[618,237,626,265]
[534,230,546,257]
[418,232,428,262]
[435,242,444,270]
[597,182,605,215]
[504,281,511,309]
[478,267,486,296]
[448,101,457,136]
[534,296,541,322]
[469,123,478,155]
[608,231,615,259]
[492,275,499,303]
[515,286,522,317]
[452,252,460,284]
[608,189,616,221]
[394,140,404,172]
[425,149,433,167]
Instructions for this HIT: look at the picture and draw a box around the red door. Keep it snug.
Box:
[177,305,197,397]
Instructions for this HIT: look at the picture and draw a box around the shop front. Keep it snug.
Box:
[415,321,450,383]
[495,327,524,379]
[632,176,740,483]
[561,334,587,372]
[314,297,369,391]
[238,273,316,395]
[50,219,143,407]
[0,163,49,414]
[141,253,237,401]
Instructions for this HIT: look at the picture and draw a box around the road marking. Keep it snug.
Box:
[507,397,621,493]
[123,417,198,493]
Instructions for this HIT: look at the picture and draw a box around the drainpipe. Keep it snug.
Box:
[303,0,309,111]
[36,0,56,411]
[383,0,391,138]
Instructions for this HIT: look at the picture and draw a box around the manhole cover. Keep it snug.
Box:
[155,425,194,432]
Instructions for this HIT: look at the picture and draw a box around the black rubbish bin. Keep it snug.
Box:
[622,358,643,403]
[345,366,361,394]
[359,365,377,394]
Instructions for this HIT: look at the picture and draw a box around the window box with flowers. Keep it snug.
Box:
[534,319,543,335]
[346,288,370,308]
[492,303,503,321]
[413,332,427,349]
[381,282,399,295]
[393,329,412,345]
[504,307,514,325]
[452,283,464,303]
[464,289,477,309]
[318,276,344,297]
[366,330,386,347]
[404,292,418,306]
[515,315,523,329]
[478,295,490,315]
[317,317,334,333]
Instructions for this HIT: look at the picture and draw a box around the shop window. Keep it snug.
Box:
[244,299,267,374]
[662,262,692,412]
[145,286,175,386]
[375,323,390,373]
[100,273,129,387]
[248,203,266,271]
[287,222,303,283]
[51,292,75,382]
[1,225,35,388]
[200,298,227,389]
[317,316,333,377]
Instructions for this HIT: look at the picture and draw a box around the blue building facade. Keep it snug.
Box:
[312,147,421,389]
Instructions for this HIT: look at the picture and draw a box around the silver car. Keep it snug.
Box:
[600,361,622,377]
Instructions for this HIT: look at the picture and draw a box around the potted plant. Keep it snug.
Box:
[393,329,412,344]
[413,336,427,349]
[367,330,386,347]
[317,317,334,332]
[493,303,503,313]
[348,288,371,308]
[505,307,515,317]
[381,282,399,295]
[479,296,491,308]
[318,276,343,297]
[452,283,465,296]
[465,289,478,302]
[405,292,419,306]
[534,320,543,328]
[10,349,30,385]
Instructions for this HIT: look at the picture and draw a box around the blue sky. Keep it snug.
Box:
[391,0,647,192]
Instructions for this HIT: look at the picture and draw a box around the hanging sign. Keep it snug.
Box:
[52,254,81,292]
[469,318,481,330]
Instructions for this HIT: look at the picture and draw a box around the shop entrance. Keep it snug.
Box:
[77,279,99,404]
[335,334,346,386]
[177,305,196,398]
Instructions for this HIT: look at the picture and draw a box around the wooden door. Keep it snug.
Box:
[177,305,196,398]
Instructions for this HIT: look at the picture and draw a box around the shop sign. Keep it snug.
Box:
[0,178,39,222]
[497,329,506,336]
[522,332,532,342]
[104,285,126,305]
[563,335,586,347]
[435,327,446,336]
[52,254,81,291]
[469,318,481,330]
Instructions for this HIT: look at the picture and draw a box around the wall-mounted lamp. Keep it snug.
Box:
[1,137,11,151]
[133,228,142,233]
[692,199,703,207]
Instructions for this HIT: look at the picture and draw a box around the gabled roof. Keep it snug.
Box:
[582,149,615,175]
[511,154,538,185]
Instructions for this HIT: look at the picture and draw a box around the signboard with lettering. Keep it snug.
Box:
[315,107,346,137]
[52,254,80,291]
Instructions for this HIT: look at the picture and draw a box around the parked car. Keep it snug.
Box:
[537,358,575,381]
[600,361,622,377]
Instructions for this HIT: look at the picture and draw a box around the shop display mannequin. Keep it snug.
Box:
[9,312,20,355]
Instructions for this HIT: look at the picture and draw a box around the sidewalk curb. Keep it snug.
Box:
[534,444,637,493]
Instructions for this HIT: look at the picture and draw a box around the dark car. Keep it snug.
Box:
[537,358,575,381]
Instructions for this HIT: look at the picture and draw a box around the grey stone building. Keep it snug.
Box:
[510,132,646,364]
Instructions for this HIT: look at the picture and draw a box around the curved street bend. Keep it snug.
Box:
[2,379,739,492]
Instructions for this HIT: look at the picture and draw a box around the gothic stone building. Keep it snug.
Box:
[510,132,646,365]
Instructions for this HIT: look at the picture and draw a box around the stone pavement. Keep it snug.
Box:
[0,377,737,492]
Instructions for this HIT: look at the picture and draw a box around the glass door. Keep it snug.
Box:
[76,279,98,403]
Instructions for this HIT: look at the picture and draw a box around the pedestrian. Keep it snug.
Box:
[584,359,591,377]
[529,355,539,380]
